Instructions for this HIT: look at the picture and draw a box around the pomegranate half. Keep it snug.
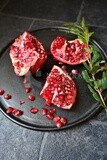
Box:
[40,65,77,109]
[10,31,48,76]
[50,36,90,65]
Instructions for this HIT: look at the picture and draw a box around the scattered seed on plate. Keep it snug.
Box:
[48,108,56,115]
[0,88,5,95]
[46,114,54,120]
[41,108,47,115]
[25,87,32,93]
[19,100,25,105]
[4,94,12,100]
[28,95,35,101]
[23,77,28,84]
[71,69,78,75]
[30,108,38,114]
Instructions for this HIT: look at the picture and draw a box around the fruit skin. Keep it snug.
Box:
[40,65,77,110]
[10,31,48,76]
[50,36,90,65]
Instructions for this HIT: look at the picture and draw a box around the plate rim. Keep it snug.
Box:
[0,26,106,131]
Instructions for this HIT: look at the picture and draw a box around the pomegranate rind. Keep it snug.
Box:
[10,31,47,76]
[50,37,90,65]
[40,65,77,109]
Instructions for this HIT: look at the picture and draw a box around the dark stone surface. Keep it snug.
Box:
[79,0,107,26]
[1,0,82,21]
[0,0,107,160]
[0,14,32,52]
[0,0,9,11]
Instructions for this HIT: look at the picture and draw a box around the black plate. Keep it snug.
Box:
[0,27,107,131]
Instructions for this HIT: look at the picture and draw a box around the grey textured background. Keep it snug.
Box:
[0,0,107,160]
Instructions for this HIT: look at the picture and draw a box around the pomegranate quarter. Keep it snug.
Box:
[10,31,48,76]
[50,36,90,65]
[40,65,77,109]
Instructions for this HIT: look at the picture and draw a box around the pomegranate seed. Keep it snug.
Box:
[4,94,12,100]
[23,77,28,84]
[25,87,32,93]
[30,108,38,114]
[46,114,54,120]
[6,107,13,114]
[28,95,35,101]
[41,108,47,115]
[61,65,66,70]
[13,109,23,116]
[58,62,63,65]
[19,100,25,105]
[45,101,51,106]
[71,69,78,75]
[56,120,63,128]
[0,89,5,95]
[48,108,56,115]
[53,115,61,123]
[60,117,67,125]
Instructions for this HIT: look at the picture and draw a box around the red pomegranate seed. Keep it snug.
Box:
[61,65,67,70]
[30,108,38,114]
[0,89,5,95]
[23,77,28,84]
[13,109,23,116]
[60,117,67,125]
[58,62,63,65]
[6,107,13,114]
[19,100,25,105]
[4,94,12,100]
[48,108,56,115]
[45,101,51,106]
[53,115,61,123]
[41,108,47,115]
[56,120,63,128]
[28,95,35,101]
[71,69,78,75]
[25,87,32,93]
[46,114,54,120]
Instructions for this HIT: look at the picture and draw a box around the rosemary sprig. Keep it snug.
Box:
[64,18,107,112]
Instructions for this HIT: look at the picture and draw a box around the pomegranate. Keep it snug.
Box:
[4,94,12,100]
[50,36,90,65]
[19,100,25,105]
[53,115,61,123]
[28,95,35,101]
[10,31,48,76]
[6,107,23,116]
[0,89,5,95]
[40,65,77,109]
[30,108,38,114]
[60,117,67,125]
[25,87,32,93]
[55,120,63,128]
[41,108,47,115]
[46,114,54,120]
[48,108,56,115]
[71,69,78,75]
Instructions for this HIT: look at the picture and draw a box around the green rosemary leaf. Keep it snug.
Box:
[91,46,102,65]
[88,85,101,101]
[97,71,107,90]
[82,70,93,84]
[83,62,90,71]
[64,18,107,111]
[90,65,100,74]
